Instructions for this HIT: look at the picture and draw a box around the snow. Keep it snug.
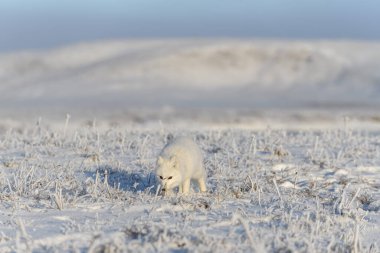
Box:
[1,39,380,107]
[0,120,379,252]
[0,39,379,252]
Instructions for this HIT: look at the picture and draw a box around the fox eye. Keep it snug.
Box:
[159,176,163,179]
[168,176,173,180]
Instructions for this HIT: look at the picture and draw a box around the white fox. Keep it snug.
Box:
[156,137,207,195]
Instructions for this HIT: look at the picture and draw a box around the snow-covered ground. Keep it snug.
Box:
[0,39,380,252]
[1,39,380,108]
[0,119,379,252]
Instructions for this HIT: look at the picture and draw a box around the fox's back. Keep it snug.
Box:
[161,137,204,177]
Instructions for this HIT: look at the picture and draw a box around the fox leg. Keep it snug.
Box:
[198,177,207,192]
[182,179,191,194]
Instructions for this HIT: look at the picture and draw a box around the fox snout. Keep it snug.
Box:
[158,182,167,195]
[160,187,168,196]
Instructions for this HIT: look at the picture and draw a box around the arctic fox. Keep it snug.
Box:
[156,137,207,195]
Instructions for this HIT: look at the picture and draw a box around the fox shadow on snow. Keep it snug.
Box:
[85,165,159,194]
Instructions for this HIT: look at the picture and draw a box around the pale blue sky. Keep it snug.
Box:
[1,0,379,51]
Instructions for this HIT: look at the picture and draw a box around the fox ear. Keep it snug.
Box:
[157,156,164,165]
[170,155,177,165]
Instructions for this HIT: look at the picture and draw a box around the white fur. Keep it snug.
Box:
[156,137,207,195]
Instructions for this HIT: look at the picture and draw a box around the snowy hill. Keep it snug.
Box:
[1,39,380,108]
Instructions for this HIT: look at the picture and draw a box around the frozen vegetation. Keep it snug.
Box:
[0,118,379,252]
[0,39,379,252]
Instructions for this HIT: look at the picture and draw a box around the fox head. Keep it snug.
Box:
[156,155,181,194]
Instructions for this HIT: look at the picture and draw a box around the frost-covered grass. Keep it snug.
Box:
[0,121,379,252]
